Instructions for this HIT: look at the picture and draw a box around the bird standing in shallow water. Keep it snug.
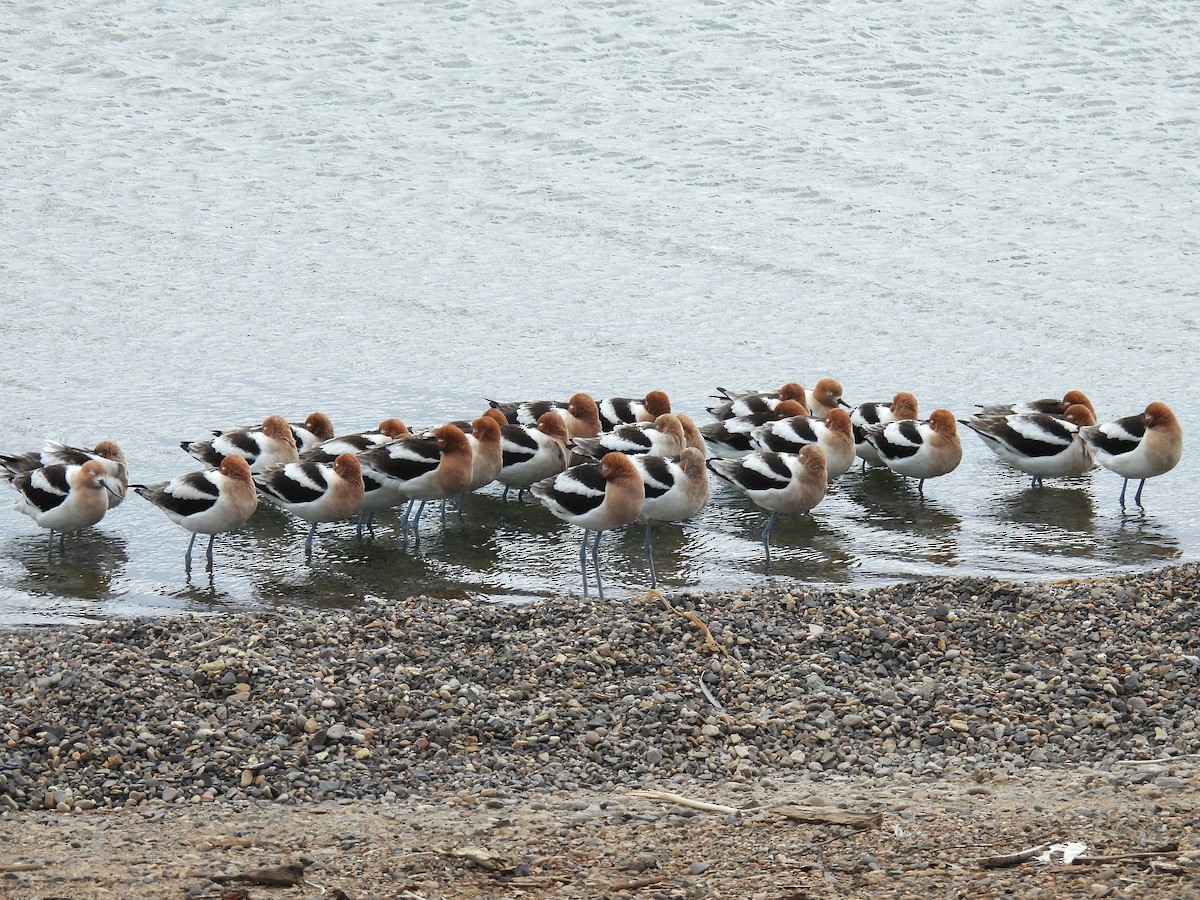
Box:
[488,393,602,440]
[0,440,128,509]
[7,460,120,548]
[530,451,644,601]
[708,382,809,421]
[961,403,1096,489]
[851,392,919,467]
[495,413,573,501]
[707,444,827,570]
[751,408,856,481]
[632,447,709,588]
[253,453,364,557]
[133,455,259,569]
[572,413,687,459]
[864,409,962,493]
[701,399,810,458]
[182,414,299,473]
[357,424,473,542]
[596,390,672,431]
[975,390,1095,419]
[1078,401,1183,506]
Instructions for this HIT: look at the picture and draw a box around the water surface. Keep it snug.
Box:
[1,0,1197,625]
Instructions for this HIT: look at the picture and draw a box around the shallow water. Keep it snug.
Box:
[1,0,1198,625]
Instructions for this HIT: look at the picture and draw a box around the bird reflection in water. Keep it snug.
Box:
[13,530,129,603]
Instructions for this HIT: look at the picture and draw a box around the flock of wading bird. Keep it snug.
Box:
[0,379,1184,598]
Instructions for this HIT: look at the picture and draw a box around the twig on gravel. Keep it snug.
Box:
[1071,843,1179,865]
[190,631,238,652]
[611,873,671,891]
[651,592,727,656]
[631,789,740,815]
[774,805,883,829]
[0,863,44,873]
[211,863,306,886]
[630,790,882,829]
[1111,753,1200,765]
[976,843,1054,869]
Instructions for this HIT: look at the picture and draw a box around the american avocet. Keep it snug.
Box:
[463,414,503,502]
[597,391,672,430]
[253,453,364,556]
[633,447,709,588]
[677,414,705,453]
[530,451,644,601]
[751,408,856,481]
[182,414,299,473]
[962,404,1096,488]
[1078,401,1183,506]
[975,390,1095,419]
[0,440,128,508]
[358,424,474,540]
[488,393,602,440]
[851,392,919,467]
[700,399,809,458]
[864,409,962,493]
[487,397,565,425]
[707,445,828,568]
[708,382,808,421]
[132,456,259,568]
[495,413,572,501]
[296,420,412,538]
[806,378,851,417]
[309,418,412,457]
[572,413,686,459]
[290,412,336,453]
[6,460,120,547]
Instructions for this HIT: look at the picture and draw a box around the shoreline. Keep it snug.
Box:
[2,564,1199,896]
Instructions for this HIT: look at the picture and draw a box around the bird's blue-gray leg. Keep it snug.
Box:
[501,486,510,502]
[1134,479,1147,505]
[1119,479,1129,507]
[185,533,197,569]
[643,522,657,589]
[591,529,606,602]
[304,523,317,557]
[761,511,778,571]
[412,501,428,544]
[206,534,216,567]
[401,500,414,542]
[578,529,590,600]
[458,492,467,516]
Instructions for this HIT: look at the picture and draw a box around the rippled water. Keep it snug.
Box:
[1,0,1198,625]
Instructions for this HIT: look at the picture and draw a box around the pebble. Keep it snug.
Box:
[0,565,1198,811]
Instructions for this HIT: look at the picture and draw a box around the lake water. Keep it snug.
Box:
[2,0,1198,626]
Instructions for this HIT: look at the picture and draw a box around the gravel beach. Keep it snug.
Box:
[2,565,1199,898]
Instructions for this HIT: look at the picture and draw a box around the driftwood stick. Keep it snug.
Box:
[190,631,238,652]
[612,874,671,891]
[774,805,883,829]
[630,791,882,828]
[1072,844,1179,865]
[1111,753,1200,765]
[976,843,1054,869]
[630,789,740,815]
[0,863,44,874]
